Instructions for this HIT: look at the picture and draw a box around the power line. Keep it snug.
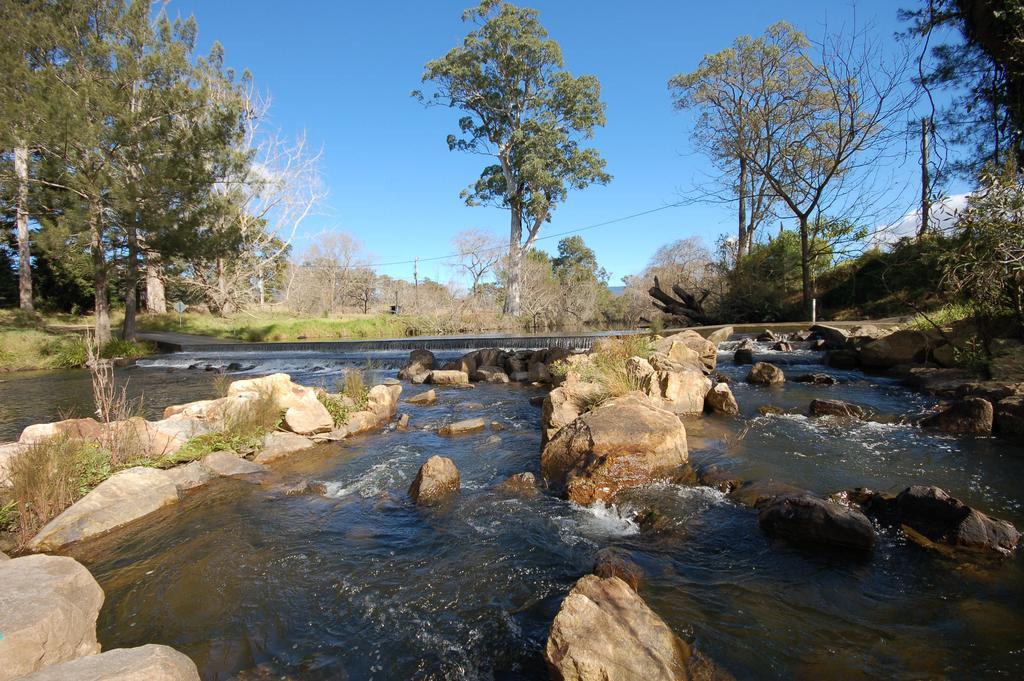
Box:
[294,200,686,271]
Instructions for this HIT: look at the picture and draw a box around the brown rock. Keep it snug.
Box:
[408,455,460,503]
[893,486,1020,556]
[541,392,688,505]
[472,365,510,383]
[794,373,839,385]
[758,495,875,551]
[398,349,435,382]
[438,417,487,436]
[995,395,1024,436]
[705,383,739,415]
[593,547,643,591]
[200,451,268,478]
[15,644,200,681]
[809,324,848,350]
[495,472,538,497]
[406,389,437,405]
[396,413,410,431]
[545,575,706,681]
[542,379,605,445]
[859,329,932,370]
[920,397,993,435]
[427,370,470,385]
[19,418,103,445]
[826,349,859,370]
[706,326,734,346]
[809,399,865,419]
[746,362,784,385]
[253,431,314,464]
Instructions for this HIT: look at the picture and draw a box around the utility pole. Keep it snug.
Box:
[413,256,419,307]
[919,117,930,237]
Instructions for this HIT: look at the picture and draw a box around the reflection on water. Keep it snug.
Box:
[10,339,1024,679]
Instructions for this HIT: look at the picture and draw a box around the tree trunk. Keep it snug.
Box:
[122,222,139,342]
[737,157,748,263]
[503,207,523,315]
[14,145,33,312]
[799,214,813,320]
[90,199,111,345]
[145,255,166,313]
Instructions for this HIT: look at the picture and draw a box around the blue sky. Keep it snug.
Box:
[165,0,956,286]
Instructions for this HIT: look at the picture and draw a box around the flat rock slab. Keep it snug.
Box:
[427,370,470,385]
[438,417,487,436]
[254,431,314,464]
[0,554,104,680]
[405,389,437,405]
[28,467,181,552]
[16,644,200,681]
[162,461,215,491]
[201,451,268,478]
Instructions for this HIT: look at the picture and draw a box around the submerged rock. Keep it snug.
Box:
[746,362,784,385]
[495,472,539,497]
[809,399,865,419]
[705,382,739,415]
[541,392,688,505]
[826,349,859,370]
[28,467,181,552]
[729,479,807,509]
[253,431,314,464]
[545,575,726,681]
[408,455,460,504]
[592,547,643,591]
[438,417,486,436]
[16,644,200,681]
[733,341,755,365]
[758,494,875,551]
[0,554,104,680]
[919,397,993,435]
[794,373,839,385]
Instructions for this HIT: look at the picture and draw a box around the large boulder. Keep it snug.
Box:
[995,395,1024,436]
[16,644,200,681]
[0,555,104,680]
[893,486,1020,556]
[398,349,435,382]
[225,373,331,435]
[19,418,104,445]
[408,455,460,503]
[473,365,511,383]
[646,370,711,415]
[28,467,181,552]
[859,329,932,370]
[427,370,470,385]
[541,392,688,505]
[919,397,993,435]
[542,379,605,445]
[705,383,739,416]
[253,431,314,464]
[282,399,334,436]
[733,340,755,365]
[809,399,865,419]
[654,330,716,373]
[545,575,721,681]
[746,362,784,385]
[809,324,848,350]
[758,495,875,551]
[366,384,402,421]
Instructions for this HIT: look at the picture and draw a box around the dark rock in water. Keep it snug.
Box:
[711,370,731,384]
[893,486,1020,557]
[746,362,784,385]
[811,338,828,350]
[634,507,675,534]
[772,341,793,352]
[729,479,807,508]
[529,394,547,407]
[826,349,859,370]
[995,395,1024,435]
[794,373,839,385]
[790,330,813,342]
[758,494,875,551]
[226,362,243,371]
[398,349,435,383]
[919,397,993,435]
[809,398,865,419]
[734,347,755,364]
[756,330,779,342]
[695,464,739,493]
[859,329,932,370]
[810,324,849,350]
[758,405,786,416]
[281,479,328,496]
[705,383,739,415]
[593,547,644,591]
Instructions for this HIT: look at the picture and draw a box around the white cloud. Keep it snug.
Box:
[871,193,970,246]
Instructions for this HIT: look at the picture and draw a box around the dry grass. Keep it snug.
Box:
[87,335,146,467]
[5,436,111,545]
[555,335,655,403]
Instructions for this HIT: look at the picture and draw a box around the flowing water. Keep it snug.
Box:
[4,339,1024,679]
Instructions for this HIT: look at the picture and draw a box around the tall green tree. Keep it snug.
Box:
[415,0,610,316]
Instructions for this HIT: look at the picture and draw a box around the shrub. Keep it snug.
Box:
[100,338,154,359]
[7,436,112,544]
[340,370,369,407]
[44,335,88,368]
[317,389,353,426]
[555,335,654,406]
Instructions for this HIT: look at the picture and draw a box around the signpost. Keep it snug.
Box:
[173,301,186,328]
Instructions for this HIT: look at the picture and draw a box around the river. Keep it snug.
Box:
[2,338,1022,679]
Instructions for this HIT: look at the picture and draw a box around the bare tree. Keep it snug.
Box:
[451,228,503,294]
[285,231,370,316]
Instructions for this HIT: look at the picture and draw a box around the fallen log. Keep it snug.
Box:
[648,276,711,325]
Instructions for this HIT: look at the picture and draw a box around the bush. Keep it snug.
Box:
[340,370,369,407]
[552,335,654,407]
[100,338,154,359]
[44,335,88,368]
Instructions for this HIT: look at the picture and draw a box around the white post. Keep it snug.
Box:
[812,298,817,324]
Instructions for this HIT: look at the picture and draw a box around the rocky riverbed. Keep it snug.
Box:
[1,327,1023,679]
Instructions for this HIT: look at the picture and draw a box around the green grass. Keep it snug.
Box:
[0,309,154,371]
[907,302,975,332]
[551,335,655,408]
